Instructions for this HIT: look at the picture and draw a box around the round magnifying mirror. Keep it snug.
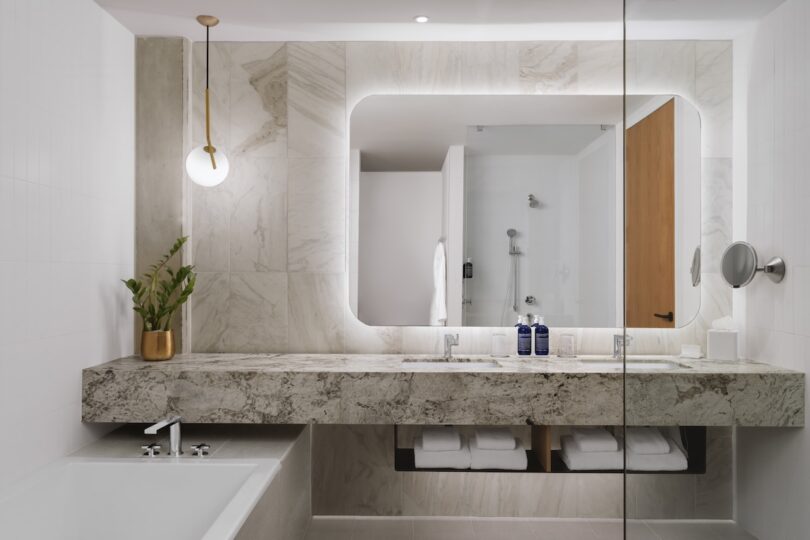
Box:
[721,242,758,288]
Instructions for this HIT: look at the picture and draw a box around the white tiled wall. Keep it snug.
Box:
[737,0,810,538]
[0,0,134,487]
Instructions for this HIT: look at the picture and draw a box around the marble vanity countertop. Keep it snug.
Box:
[82,354,804,427]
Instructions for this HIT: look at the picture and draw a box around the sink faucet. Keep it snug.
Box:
[444,333,460,360]
[613,334,634,359]
[145,415,183,456]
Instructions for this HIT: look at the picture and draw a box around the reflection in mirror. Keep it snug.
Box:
[463,123,620,327]
[721,242,758,288]
[625,95,701,328]
[350,95,700,328]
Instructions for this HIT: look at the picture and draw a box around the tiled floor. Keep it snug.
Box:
[305,517,758,540]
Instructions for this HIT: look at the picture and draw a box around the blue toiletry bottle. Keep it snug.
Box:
[516,316,532,356]
[533,315,549,356]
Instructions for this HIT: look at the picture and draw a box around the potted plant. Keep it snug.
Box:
[123,236,196,361]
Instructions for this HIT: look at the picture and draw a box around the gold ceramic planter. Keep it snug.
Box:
[141,330,175,361]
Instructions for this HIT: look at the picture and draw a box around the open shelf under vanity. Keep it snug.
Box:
[393,425,706,475]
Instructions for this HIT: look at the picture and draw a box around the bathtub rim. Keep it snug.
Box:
[0,456,282,540]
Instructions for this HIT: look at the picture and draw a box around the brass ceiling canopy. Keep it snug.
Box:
[196,15,220,27]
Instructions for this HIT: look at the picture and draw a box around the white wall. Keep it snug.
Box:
[577,130,617,327]
[0,0,135,487]
[737,1,810,538]
[358,171,442,325]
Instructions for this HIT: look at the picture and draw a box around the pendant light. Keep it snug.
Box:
[186,15,229,187]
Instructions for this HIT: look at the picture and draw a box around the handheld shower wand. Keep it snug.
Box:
[507,229,520,313]
[507,228,519,255]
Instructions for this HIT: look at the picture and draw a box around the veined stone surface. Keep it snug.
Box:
[82,354,803,427]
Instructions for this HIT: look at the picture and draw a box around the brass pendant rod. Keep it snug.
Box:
[203,23,217,170]
[204,88,217,170]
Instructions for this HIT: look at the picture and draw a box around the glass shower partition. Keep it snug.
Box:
[623,2,735,538]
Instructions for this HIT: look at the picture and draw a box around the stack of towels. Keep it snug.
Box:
[414,427,528,470]
[626,427,688,471]
[414,427,470,469]
[561,427,623,470]
[470,428,528,470]
[560,427,688,471]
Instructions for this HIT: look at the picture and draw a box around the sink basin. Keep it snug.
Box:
[401,357,502,370]
[578,359,689,371]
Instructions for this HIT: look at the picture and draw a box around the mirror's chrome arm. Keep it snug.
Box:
[758,257,786,283]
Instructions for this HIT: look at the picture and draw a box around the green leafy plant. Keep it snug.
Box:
[123,236,196,332]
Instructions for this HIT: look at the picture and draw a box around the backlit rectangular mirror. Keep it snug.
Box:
[349,94,700,328]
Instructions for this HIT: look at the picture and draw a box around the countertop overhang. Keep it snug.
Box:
[81,354,804,427]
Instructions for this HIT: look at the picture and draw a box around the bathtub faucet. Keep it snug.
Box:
[145,416,183,456]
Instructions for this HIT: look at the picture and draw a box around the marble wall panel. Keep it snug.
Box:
[288,43,346,158]
[174,38,735,518]
[228,43,287,159]
[228,157,287,273]
[312,425,402,516]
[287,157,346,273]
[136,38,187,349]
[288,273,345,353]
[519,41,623,94]
[191,271,288,353]
[345,42,521,109]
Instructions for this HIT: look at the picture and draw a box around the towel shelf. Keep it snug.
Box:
[393,425,706,475]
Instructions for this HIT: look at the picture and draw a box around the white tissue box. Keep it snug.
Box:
[707,330,737,361]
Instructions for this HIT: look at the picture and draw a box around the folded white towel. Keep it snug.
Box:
[414,437,471,469]
[429,241,447,326]
[626,427,670,455]
[571,427,618,452]
[560,436,623,470]
[474,428,517,450]
[628,437,687,471]
[421,426,462,452]
[470,438,527,470]
[661,426,688,457]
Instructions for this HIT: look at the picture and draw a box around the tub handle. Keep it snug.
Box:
[191,443,210,457]
[141,443,161,457]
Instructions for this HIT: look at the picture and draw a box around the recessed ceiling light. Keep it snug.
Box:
[413,15,429,23]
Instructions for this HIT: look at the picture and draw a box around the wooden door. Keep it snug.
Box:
[626,99,675,328]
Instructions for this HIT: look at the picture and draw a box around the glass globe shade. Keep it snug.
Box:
[185,145,229,187]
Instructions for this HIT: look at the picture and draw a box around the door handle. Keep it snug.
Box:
[654,311,674,322]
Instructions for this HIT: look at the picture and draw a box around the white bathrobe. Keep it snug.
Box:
[429,241,447,326]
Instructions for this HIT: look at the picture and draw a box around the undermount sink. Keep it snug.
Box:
[401,357,502,370]
[578,359,689,371]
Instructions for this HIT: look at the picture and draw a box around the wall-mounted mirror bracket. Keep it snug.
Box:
[758,256,786,283]
[721,242,785,288]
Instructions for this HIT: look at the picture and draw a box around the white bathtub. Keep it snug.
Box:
[0,457,280,540]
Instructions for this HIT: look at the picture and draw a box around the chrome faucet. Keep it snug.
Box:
[613,334,634,359]
[145,416,183,456]
[444,333,460,360]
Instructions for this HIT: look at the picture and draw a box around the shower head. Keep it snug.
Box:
[507,229,517,238]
